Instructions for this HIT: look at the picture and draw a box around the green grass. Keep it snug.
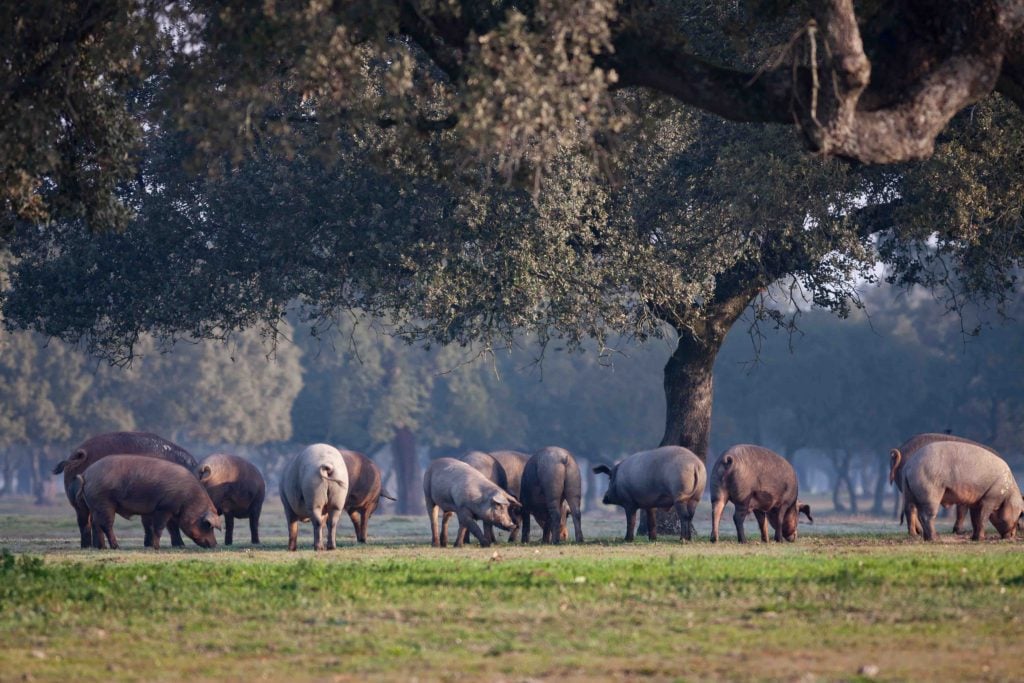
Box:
[1,497,1022,682]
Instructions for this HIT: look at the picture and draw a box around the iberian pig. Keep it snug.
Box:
[53,431,197,548]
[889,433,998,536]
[279,444,350,551]
[488,450,531,541]
[594,446,706,542]
[339,449,395,543]
[903,441,1024,541]
[520,447,584,544]
[196,453,266,545]
[709,445,812,543]
[78,455,221,550]
[459,450,511,544]
[422,458,522,548]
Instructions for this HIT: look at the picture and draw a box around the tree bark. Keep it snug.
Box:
[391,425,424,515]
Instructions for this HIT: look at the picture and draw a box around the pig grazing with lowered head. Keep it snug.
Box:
[53,431,198,548]
[339,448,395,543]
[423,458,522,548]
[196,453,266,545]
[709,445,812,543]
[488,450,531,542]
[520,447,584,544]
[594,446,706,542]
[903,441,1024,541]
[280,444,350,551]
[889,433,998,537]
[77,455,221,550]
[459,450,511,544]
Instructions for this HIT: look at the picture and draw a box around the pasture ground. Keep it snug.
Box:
[1,496,1022,682]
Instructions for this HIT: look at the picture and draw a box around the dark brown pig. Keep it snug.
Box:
[520,447,584,544]
[339,449,395,543]
[77,455,221,550]
[423,458,522,548]
[196,453,266,545]
[889,433,998,536]
[594,446,705,542]
[488,450,531,541]
[52,431,198,548]
[709,444,812,543]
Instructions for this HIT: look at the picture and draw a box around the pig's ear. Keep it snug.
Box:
[202,511,222,530]
[197,464,213,481]
[505,494,523,511]
[798,503,813,524]
[492,494,509,507]
[593,465,611,476]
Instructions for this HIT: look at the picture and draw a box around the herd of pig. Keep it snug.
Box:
[51,430,1024,550]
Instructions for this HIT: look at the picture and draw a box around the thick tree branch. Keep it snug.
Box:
[603,0,1024,164]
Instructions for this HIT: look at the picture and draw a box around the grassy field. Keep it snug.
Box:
[2,496,1022,682]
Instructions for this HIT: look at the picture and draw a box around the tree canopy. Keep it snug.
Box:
[4,1,1024,235]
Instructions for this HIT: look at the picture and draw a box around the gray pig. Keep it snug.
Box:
[422,458,522,548]
[77,455,221,550]
[903,441,1024,541]
[520,447,584,544]
[459,450,511,544]
[339,449,395,543]
[53,431,198,548]
[889,432,998,536]
[196,453,266,545]
[709,445,812,543]
[489,450,531,542]
[279,444,350,551]
[594,446,706,542]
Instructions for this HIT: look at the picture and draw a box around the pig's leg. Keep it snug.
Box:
[224,515,234,546]
[905,503,921,537]
[149,511,172,550]
[569,499,583,543]
[440,511,454,547]
[685,499,699,540]
[455,524,469,547]
[767,509,782,542]
[710,496,726,543]
[361,500,378,543]
[326,508,341,550]
[646,508,658,541]
[559,503,569,542]
[249,499,262,544]
[674,501,693,541]
[456,511,487,548]
[521,511,532,544]
[91,507,118,550]
[624,507,638,542]
[142,516,156,548]
[971,501,995,542]
[953,504,968,535]
[167,519,186,547]
[918,501,937,541]
[481,521,495,546]
[428,502,441,547]
[311,508,326,551]
[733,503,750,543]
[546,505,563,544]
[284,505,300,552]
[348,509,363,542]
[76,504,93,548]
[753,510,769,542]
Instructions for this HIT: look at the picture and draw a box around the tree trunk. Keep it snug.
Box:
[832,451,849,512]
[391,425,424,515]
[646,289,758,536]
[0,453,14,496]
